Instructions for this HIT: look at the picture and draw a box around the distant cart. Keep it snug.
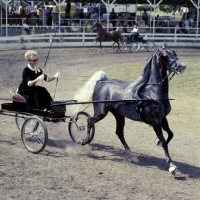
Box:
[123,35,156,53]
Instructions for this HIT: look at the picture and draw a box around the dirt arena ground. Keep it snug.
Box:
[0,47,199,200]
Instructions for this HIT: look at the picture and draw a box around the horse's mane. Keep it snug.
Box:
[123,55,156,99]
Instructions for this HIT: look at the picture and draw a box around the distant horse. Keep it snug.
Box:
[93,21,124,52]
[75,43,186,174]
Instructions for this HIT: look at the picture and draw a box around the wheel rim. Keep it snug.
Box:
[69,113,89,144]
[147,42,155,52]
[130,43,138,52]
[21,117,47,153]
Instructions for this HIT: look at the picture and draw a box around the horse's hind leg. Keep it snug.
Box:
[117,41,121,52]
[110,109,130,150]
[87,104,108,138]
[98,41,103,52]
[112,41,116,49]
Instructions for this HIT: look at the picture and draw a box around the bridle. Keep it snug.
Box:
[146,48,178,85]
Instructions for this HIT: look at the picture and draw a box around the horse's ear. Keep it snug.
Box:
[162,41,166,48]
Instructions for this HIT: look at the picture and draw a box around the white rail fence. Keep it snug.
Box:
[0,26,200,50]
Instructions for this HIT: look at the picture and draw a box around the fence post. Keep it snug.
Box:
[82,26,85,46]
[50,34,52,44]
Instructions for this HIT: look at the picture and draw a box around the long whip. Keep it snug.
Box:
[43,32,57,74]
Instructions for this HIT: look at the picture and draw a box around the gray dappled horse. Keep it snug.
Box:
[76,43,186,174]
[93,21,124,52]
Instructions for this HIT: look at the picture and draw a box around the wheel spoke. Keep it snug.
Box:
[21,116,48,154]
[68,112,95,145]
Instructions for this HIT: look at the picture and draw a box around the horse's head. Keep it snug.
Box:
[116,27,124,33]
[157,43,186,75]
[92,21,101,29]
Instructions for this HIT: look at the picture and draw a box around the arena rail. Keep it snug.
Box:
[0,29,200,50]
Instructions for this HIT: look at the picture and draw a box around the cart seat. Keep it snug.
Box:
[12,93,26,103]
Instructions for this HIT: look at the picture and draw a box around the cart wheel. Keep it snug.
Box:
[21,116,48,154]
[15,113,28,130]
[146,42,156,52]
[68,111,95,145]
[122,42,129,51]
[130,42,138,52]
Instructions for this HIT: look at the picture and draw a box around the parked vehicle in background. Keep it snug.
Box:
[108,4,136,15]
[158,15,176,26]
[83,4,107,18]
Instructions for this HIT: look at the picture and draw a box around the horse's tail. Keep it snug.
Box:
[70,71,108,115]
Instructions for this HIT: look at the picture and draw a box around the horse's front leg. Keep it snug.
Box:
[162,117,173,144]
[99,41,102,52]
[94,37,97,44]
[153,124,178,174]
[112,41,116,49]
[117,41,122,52]
[155,117,173,146]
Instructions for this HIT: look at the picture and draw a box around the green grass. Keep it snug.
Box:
[101,59,200,134]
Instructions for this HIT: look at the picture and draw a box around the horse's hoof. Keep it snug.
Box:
[169,163,178,175]
[125,150,139,164]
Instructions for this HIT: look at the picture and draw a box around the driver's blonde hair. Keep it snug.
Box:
[24,50,37,61]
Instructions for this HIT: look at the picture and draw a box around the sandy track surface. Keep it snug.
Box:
[0,48,199,200]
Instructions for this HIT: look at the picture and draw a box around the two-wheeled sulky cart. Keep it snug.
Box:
[0,98,96,154]
[123,35,156,53]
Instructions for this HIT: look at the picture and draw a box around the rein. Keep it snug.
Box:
[145,48,177,86]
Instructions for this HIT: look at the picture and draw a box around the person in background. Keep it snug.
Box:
[18,4,23,14]
[79,9,84,19]
[18,50,60,111]
[91,10,98,23]
[183,16,190,33]
[65,2,71,18]
[175,21,182,34]
[155,14,160,21]
[142,9,149,25]
[109,8,117,28]
[188,15,194,27]
[36,6,41,19]
[101,20,107,29]
[46,7,53,27]
[9,5,16,14]
[130,24,139,41]
[155,21,163,33]
[41,6,47,27]
[128,21,135,32]
[18,9,27,18]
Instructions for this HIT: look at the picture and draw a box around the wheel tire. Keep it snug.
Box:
[21,116,48,154]
[15,113,28,130]
[129,42,138,52]
[146,42,156,52]
[68,111,95,145]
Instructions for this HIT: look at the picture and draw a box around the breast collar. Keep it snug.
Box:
[27,64,41,74]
